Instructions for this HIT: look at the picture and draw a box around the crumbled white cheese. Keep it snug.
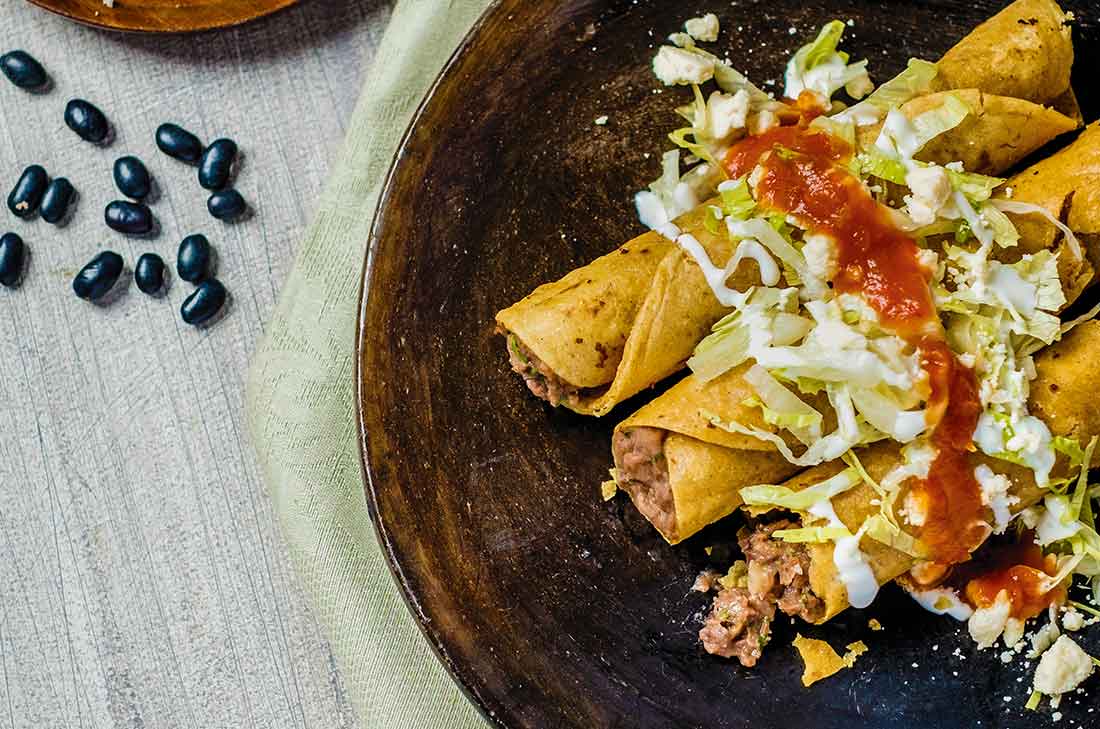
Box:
[684,13,720,42]
[1004,618,1026,649]
[1035,495,1084,546]
[1029,621,1061,659]
[1063,610,1085,632]
[594,115,609,126]
[904,165,953,227]
[652,46,715,85]
[703,89,751,143]
[1034,636,1095,696]
[802,233,838,282]
[103,0,115,6]
[974,465,1018,534]
[969,589,1012,648]
[668,32,694,48]
[916,248,939,275]
[902,489,928,528]
[747,109,779,136]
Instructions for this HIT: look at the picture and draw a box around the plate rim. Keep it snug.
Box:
[25,0,301,33]
[355,0,509,726]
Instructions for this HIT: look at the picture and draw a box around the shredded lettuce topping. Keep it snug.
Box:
[636,15,1095,625]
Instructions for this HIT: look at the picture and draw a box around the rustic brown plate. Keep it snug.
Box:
[358,1,1099,727]
[26,0,299,33]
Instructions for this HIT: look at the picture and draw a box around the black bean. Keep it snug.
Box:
[207,189,246,221]
[0,50,47,90]
[0,232,25,288]
[40,177,74,225]
[64,99,109,144]
[72,251,124,301]
[104,200,153,235]
[155,123,203,164]
[181,278,226,325]
[176,234,212,283]
[134,253,166,295]
[198,138,237,190]
[113,156,151,200]
[7,164,48,218]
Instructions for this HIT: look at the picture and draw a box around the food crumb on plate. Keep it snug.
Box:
[792,635,866,686]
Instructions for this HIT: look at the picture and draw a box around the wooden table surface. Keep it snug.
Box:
[0,1,390,726]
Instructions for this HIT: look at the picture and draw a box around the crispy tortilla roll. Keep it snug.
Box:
[856,90,1078,176]
[998,122,1100,303]
[612,130,1100,544]
[697,322,1100,663]
[497,205,759,416]
[800,321,1100,621]
[934,0,1074,106]
[499,107,1071,416]
[612,362,826,543]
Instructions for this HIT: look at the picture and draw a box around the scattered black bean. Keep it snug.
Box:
[180,278,226,325]
[176,234,211,283]
[155,123,203,164]
[198,138,237,190]
[104,200,153,235]
[207,189,245,221]
[7,164,48,219]
[113,156,151,200]
[40,177,74,224]
[0,232,25,288]
[72,250,124,301]
[0,50,47,90]
[64,99,109,144]
[134,253,166,295]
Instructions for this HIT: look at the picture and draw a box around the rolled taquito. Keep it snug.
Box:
[857,89,1077,176]
[499,100,1073,417]
[790,321,1100,621]
[934,0,1074,108]
[613,126,1100,545]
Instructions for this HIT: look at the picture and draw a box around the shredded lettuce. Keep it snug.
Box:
[874,95,971,161]
[718,177,756,218]
[909,93,972,154]
[784,21,871,104]
[740,467,861,511]
[833,58,938,126]
[992,199,1083,262]
[948,169,1004,203]
[744,364,824,444]
[772,525,852,543]
[863,514,929,558]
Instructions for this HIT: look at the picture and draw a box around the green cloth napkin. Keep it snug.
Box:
[244,0,492,726]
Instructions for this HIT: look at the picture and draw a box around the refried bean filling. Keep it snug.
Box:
[611,427,677,540]
[700,519,826,666]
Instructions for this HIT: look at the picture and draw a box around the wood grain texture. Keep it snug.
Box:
[360,1,1100,728]
[26,0,301,34]
[0,0,391,726]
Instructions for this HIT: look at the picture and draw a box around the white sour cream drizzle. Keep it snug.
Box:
[905,585,974,621]
[808,499,879,608]
[676,232,780,306]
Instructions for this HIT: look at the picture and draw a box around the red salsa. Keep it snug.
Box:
[723,125,851,180]
[732,125,987,568]
[952,537,1064,620]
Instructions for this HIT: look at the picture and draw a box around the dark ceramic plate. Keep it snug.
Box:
[358,1,1100,727]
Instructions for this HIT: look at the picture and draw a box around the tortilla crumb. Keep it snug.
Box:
[792,635,868,686]
[600,479,617,501]
[868,618,883,631]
